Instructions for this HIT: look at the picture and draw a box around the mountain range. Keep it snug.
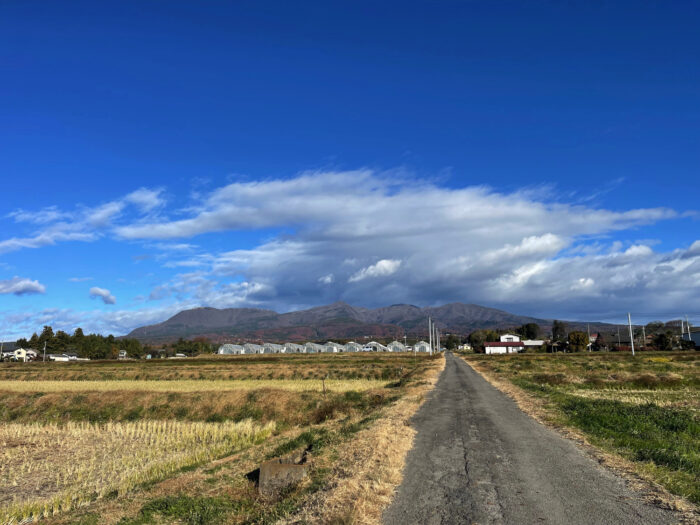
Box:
[127,302,616,344]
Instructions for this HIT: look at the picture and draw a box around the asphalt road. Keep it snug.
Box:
[383,352,679,525]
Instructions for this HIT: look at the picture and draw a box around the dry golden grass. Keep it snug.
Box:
[0,419,274,524]
[281,355,446,525]
[0,378,388,393]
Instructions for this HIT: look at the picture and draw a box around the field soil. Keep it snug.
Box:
[383,352,683,525]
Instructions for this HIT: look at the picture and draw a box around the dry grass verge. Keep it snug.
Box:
[463,356,699,523]
[280,354,446,525]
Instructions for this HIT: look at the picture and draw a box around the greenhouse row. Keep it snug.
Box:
[217,340,434,355]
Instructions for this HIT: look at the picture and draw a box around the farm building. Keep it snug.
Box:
[284,342,305,353]
[323,342,344,353]
[263,343,284,354]
[13,349,38,362]
[218,344,245,355]
[686,331,700,348]
[305,342,324,354]
[522,340,545,350]
[243,343,264,354]
[500,334,521,343]
[414,341,431,353]
[484,341,525,354]
[387,341,405,352]
[363,341,388,352]
[344,342,362,352]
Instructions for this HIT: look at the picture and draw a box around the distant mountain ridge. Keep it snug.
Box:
[127,301,615,344]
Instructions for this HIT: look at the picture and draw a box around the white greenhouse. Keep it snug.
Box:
[344,342,362,352]
[218,344,245,355]
[387,341,405,352]
[363,341,388,352]
[284,342,305,353]
[414,341,431,353]
[323,342,344,353]
[305,342,324,354]
[263,343,284,354]
[243,343,264,354]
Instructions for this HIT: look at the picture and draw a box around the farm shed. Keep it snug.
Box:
[218,344,245,355]
[387,341,405,352]
[484,341,525,354]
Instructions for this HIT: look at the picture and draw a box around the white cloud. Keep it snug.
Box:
[89,287,116,305]
[0,277,46,295]
[125,188,165,212]
[319,274,334,285]
[349,259,402,282]
[69,277,93,282]
[1,171,697,336]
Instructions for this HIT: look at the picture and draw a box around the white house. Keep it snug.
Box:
[387,341,405,352]
[500,334,521,343]
[218,344,245,355]
[13,348,38,362]
[413,341,431,353]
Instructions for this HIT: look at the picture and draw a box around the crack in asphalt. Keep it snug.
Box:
[382,352,679,525]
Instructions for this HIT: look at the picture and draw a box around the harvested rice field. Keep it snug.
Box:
[0,379,388,393]
[0,352,442,524]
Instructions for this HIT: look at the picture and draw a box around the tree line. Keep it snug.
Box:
[15,326,214,359]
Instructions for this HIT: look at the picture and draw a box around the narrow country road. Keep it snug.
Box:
[383,352,679,525]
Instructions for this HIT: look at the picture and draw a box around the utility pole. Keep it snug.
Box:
[428,317,433,356]
[43,341,47,362]
[642,326,646,349]
[617,326,621,347]
[686,315,692,341]
[628,313,635,356]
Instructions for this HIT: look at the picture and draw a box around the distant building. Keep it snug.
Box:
[686,331,700,348]
[500,334,521,343]
[13,349,38,362]
[484,341,524,354]
[522,340,545,349]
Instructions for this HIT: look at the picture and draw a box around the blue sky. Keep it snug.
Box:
[1,1,698,338]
